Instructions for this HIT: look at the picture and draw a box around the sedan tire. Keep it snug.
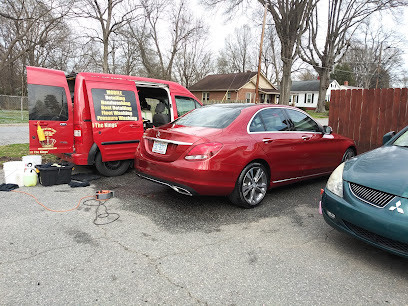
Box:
[229,162,268,208]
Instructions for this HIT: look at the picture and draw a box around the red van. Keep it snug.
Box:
[27,66,202,176]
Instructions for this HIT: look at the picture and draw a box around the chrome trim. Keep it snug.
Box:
[137,173,193,196]
[272,171,331,184]
[143,136,193,146]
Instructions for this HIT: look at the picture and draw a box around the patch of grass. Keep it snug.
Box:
[0,143,59,168]
[0,110,29,124]
[306,110,329,119]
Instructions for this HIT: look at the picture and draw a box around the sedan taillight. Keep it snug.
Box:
[185,143,223,161]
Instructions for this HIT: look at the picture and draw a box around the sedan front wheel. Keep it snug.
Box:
[229,162,268,208]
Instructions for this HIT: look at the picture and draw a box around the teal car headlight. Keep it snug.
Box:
[327,162,345,198]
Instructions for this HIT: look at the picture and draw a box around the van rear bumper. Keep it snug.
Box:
[57,153,89,165]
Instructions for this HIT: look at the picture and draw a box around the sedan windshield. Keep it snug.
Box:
[393,129,408,147]
[174,106,241,129]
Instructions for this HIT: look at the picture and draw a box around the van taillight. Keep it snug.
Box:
[74,125,83,144]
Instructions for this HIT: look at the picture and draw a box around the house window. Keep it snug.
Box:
[291,95,298,105]
[202,92,209,102]
[307,93,312,103]
[246,92,251,103]
[226,92,231,101]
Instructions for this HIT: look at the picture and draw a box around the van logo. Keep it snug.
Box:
[156,131,161,138]
[40,127,57,148]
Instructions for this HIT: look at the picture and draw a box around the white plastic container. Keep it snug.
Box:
[3,161,25,187]
[23,168,38,187]
[22,155,42,168]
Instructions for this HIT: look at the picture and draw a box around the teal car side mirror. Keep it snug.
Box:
[383,131,396,145]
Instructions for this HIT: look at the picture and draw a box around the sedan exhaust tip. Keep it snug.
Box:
[136,172,193,196]
[171,186,192,196]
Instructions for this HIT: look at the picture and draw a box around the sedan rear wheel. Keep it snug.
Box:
[229,162,268,208]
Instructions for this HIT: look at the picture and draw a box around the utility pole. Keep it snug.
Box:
[255,3,268,104]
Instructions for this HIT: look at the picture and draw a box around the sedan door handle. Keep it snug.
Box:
[302,136,311,141]
[130,124,141,128]
[263,138,274,144]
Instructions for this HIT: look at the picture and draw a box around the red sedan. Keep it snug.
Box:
[135,104,356,208]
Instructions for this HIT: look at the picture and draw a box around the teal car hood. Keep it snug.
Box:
[343,146,408,198]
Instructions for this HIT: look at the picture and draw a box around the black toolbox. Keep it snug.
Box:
[35,163,74,186]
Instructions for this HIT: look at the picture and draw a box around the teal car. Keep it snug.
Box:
[321,126,408,257]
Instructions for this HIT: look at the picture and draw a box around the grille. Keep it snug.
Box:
[349,182,395,208]
[344,221,408,254]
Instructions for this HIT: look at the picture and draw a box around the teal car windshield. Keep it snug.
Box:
[393,130,408,147]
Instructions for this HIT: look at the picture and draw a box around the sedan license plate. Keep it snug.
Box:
[152,141,168,154]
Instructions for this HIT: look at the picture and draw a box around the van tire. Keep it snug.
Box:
[95,152,131,177]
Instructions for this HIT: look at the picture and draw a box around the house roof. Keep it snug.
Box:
[291,80,320,92]
[189,71,258,91]
[291,80,336,92]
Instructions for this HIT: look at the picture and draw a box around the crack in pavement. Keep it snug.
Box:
[0,236,106,265]
[98,227,228,305]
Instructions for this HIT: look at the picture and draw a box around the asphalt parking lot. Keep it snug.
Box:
[1,166,408,305]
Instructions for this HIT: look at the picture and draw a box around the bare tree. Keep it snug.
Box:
[175,35,213,88]
[261,24,282,84]
[298,68,318,81]
[74,0,139,73]
[218,25,255,73]
[135,0,205,80]
[0,0,72,94]
[343,22,404,88]
[205,0,317,105]
[298,0,405,112]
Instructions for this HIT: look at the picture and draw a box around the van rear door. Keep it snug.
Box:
[85,80,143,162]
[27,66,74,155]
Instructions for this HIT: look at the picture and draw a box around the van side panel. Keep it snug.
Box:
[84,79,143,162]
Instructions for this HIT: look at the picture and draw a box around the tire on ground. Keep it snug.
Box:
[229,162,269,209]
[95,152,131,177]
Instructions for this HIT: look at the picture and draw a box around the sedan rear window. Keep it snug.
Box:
[175,106,240,128]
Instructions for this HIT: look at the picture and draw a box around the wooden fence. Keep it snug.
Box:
[329,88,408,153]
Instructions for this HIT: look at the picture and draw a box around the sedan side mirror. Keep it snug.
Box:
[382,131,396,145]
[323,125,333,135]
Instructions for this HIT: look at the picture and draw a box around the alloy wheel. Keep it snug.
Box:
[241,166,268,206]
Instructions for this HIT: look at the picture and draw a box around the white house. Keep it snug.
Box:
[290,80,340,109]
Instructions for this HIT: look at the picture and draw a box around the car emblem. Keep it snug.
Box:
[389,201,404,214]
[156,131,160,138]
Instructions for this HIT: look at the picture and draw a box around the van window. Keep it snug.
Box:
[91,88,138,121]
[28,84,68,121]
[175,96,201,116]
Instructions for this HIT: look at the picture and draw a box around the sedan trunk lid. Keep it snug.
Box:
[142,125,222,162]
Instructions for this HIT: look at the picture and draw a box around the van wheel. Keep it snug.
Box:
[228,162,268,208]
[95,153,131,177]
